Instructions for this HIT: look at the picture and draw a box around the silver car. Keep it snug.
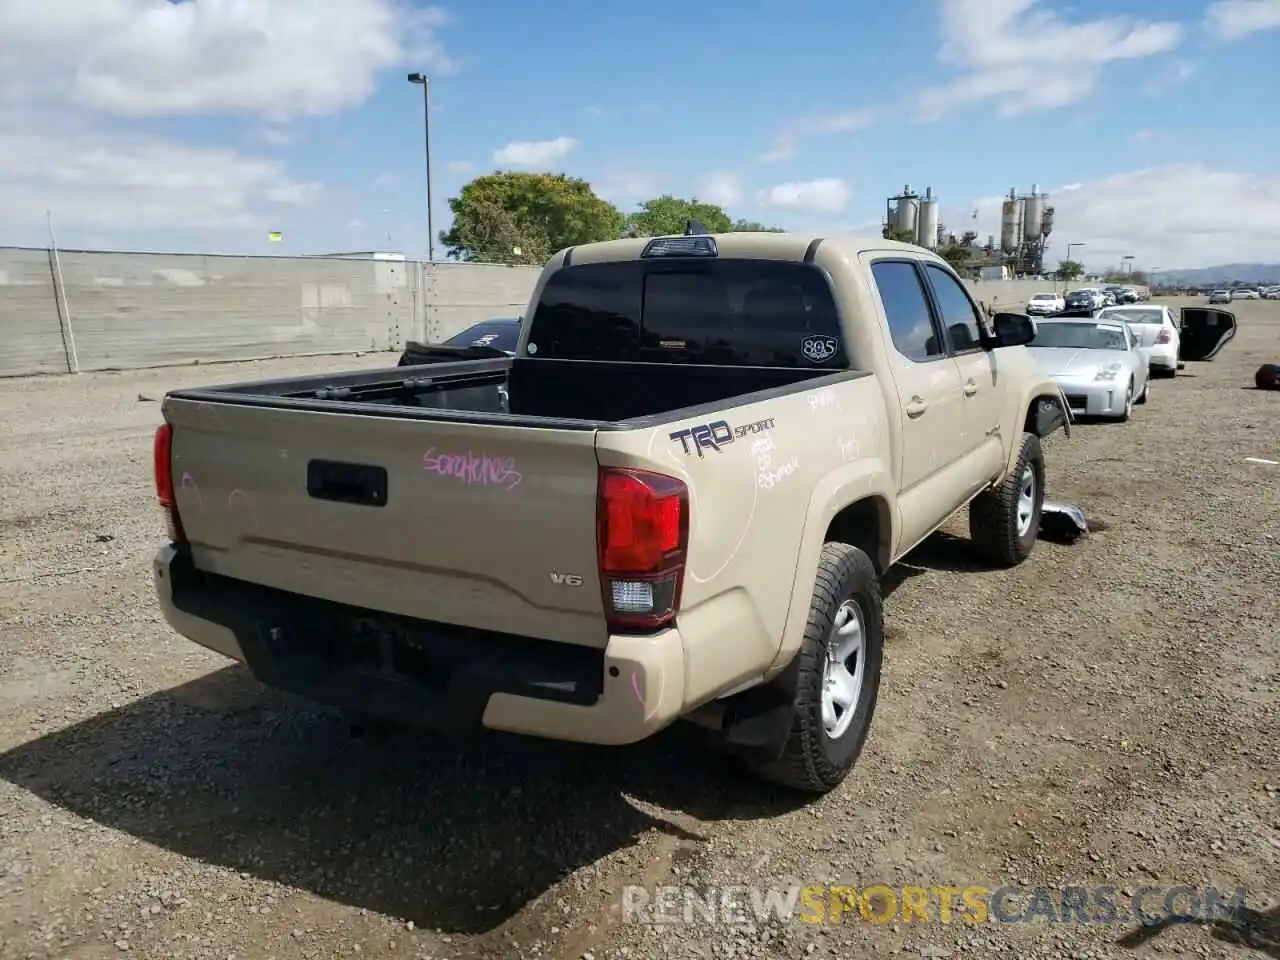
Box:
[1029,319,1150,422]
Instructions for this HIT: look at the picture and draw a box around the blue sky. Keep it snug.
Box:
[1,0,1278,269]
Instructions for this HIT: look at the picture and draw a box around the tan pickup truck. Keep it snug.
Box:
[152,230,1069,794]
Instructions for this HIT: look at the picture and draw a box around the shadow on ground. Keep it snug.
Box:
[0,667,801,935]
[1115,903,1279,958]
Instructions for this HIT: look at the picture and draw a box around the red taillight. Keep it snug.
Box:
[596,467,689,631]
[153,424,185,543]
[1155,328,1171,344]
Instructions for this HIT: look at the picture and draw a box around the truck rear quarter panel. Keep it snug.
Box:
[597,374,894,708]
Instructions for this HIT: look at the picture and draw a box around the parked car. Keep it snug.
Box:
[1208,290,1232,304]
[1025,291,1065,315]
[148,229,1070,795]
[1063,289,1099,315]
[1029,318,1150,421]
[1232,288,1260,300]
[1261,287,1280,300]
[442,318,522,353]
[398,318,522,367]
[1096,305,1181,377]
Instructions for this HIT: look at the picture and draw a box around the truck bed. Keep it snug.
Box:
[161,357,862,650]
[169,356,839,427]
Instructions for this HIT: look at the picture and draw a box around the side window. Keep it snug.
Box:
[870,261,945,362]
[924,264,985,353]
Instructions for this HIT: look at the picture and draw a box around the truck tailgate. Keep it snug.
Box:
[164,398,607,647]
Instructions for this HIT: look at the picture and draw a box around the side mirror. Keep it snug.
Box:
[991,312,1036,348]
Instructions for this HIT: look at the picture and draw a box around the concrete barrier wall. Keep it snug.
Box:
[0,244,1083,378]
[0,247,544,377]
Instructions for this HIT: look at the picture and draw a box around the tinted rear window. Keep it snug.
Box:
[525,260,847,367]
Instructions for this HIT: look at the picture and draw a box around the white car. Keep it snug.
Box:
[1029,319,1150,421]
[1208,289,1232,304]
[1096,305,1180,377]
[1231,289,1260,300]
[1025,292,1065,315]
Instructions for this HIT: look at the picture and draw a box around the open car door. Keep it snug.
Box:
[1178,307,1237,361]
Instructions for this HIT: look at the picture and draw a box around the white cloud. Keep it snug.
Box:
[915,0,1182,119]
[759,178,851,214]
[963,165,1280,269]
[372,172,398,186]
[594,172,664,206]
[259,127,292,146]
[0,0,455,121]
[492,136,577,167]
[446,160,473,174]
[0,0,455,249]
[699,172,742,208]
[758,108,877,164]
[0,124,320,243]
[1144,60,1199,96]
[1205,0,1280,39]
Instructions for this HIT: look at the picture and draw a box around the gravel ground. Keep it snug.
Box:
[1,301,1277,960]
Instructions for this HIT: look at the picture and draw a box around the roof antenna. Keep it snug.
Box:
[684,219,708,236]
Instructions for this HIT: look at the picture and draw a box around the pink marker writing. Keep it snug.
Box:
[422,447,522,490]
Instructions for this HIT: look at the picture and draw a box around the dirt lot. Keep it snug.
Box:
[1,299,1277,960]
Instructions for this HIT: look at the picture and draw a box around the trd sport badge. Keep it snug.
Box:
[801,335,839,363]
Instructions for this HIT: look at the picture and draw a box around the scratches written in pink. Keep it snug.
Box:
[422,447,523,490]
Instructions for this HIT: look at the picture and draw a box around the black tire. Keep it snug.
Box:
[969,432,1045,567]
[1115,380,1134,422]
[1256,363,1280,390]
[1136,378,1149,404]
[745,543,883,794]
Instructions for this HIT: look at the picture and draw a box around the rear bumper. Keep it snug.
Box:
[154,546,685,746]
[1147,343,1178,370]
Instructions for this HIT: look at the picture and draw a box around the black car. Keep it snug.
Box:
[398,317,522,366]
[441,318,521,354]
[1062,291,1097,316]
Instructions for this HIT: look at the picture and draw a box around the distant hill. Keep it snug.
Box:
[1153,263,1280,288]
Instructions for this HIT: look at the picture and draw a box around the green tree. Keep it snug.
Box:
[1056,259,1084,281]
[881,224,916,243]
[732,218,785,233]
[441,172,623,263]
[623,196,734,237]
[938,244,971,270]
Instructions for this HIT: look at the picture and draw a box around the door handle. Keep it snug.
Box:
[963,379,978,396]
[905,396,928,418]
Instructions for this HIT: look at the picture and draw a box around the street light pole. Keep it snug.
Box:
[407,72,435,262]
[1064,241,1085,291]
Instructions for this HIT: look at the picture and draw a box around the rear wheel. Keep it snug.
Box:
[969,432,1045,567]
[744,543,883,794]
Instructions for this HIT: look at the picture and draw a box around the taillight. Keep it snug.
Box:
[1155,327,1171,344]
[596,467,689,631]
[153,424,186,543]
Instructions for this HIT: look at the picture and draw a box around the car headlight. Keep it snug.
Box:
[1093,364,1121,381]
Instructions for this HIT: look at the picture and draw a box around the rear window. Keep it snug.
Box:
[524,260,848,367]
[1099,308,1161,325]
